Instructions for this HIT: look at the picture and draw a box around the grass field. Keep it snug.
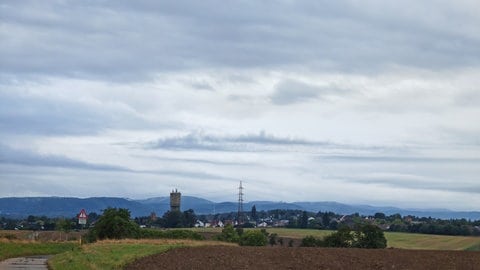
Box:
[0,240,78,261]
[48,239,235,270]
[385,232,480,250]
[190,227,480,250]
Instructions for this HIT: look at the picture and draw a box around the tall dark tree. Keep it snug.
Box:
[183,209,196,227]
[300,211,309,229]
[251,205,257,222]
[163,210,183,228]
[322,212,330,228]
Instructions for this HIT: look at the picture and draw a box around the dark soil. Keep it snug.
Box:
[125,246,480,270]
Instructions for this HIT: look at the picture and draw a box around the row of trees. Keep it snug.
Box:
[85,208,203,242]
[216,224,269,246]
[4,207,479,239]
[388,222,480,236]
[134,209,196,228]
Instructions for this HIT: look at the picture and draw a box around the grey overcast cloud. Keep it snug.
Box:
[1,0,480,210]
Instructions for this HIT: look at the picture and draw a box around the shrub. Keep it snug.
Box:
[288,239,294,247]
[322,226,354,248]
[269,233,278,246]
[300,235,318,247]
[239,230,268,246]
[235,227,244,236]
[216,224,240,243]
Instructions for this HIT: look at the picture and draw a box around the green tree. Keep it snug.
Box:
[183,209,196,227]
[239,230,268,246]
[323,226,354,248]
[89,208,139,241]
[251,205,257,222]
[322,212,330,228]
[163,210,183,228]
[299,211,308,229]
[355,224,387,248]
[306,224,388,249]
[217,224,239,243]
[301,235,318,247]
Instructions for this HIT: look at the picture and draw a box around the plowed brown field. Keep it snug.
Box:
[125,246,480,270]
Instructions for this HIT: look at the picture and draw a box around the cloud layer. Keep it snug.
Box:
[1,1,479,210]
[2,1,480,81]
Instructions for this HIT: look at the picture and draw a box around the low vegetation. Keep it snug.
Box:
[139,229,204,240]
[238,230,268,246]
[216,224,240,243]
[216,225,271,246]
[301,225,387,248]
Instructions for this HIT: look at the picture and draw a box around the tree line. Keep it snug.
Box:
[3,207,479,237]
[197,207,480,237]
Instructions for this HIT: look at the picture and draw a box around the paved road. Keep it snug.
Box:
[0,255,51,270]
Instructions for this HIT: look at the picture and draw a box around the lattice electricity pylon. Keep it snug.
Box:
[237,181,244,225]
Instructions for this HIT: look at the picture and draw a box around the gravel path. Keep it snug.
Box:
[0,255,51,270]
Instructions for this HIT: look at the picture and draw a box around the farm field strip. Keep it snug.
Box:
[190,227,480,250]
[125,245,480,270]
[48,239,235,270]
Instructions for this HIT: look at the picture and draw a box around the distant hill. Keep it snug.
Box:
[292,201,480,220]
[1,196,479,220]
[0,197,155,218]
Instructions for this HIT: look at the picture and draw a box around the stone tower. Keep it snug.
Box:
[170,189,181,212]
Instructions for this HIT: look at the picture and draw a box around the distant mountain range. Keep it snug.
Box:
[1,196,479,220]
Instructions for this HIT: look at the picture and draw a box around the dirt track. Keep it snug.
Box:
[125,246,480,270]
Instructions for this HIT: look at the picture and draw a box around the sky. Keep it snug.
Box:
[1,0,480,211]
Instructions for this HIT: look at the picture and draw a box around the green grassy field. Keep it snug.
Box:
[49,240,178,270]
[190,227,480,250]
[48,239,235,270]
[0,240,78,261]
[385,232,480,250]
